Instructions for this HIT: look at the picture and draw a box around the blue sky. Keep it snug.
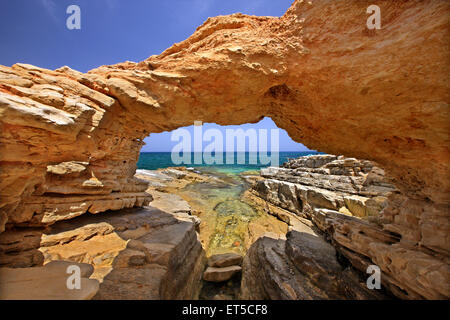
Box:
[143,117,311,152]
[0,0,309,152]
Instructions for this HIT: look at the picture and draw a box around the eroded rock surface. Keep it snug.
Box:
[243,155,450,299]
[1,0,448,231]
[252,155,395,221]
[240,228,387,300]
[204,265,242,283]
[0,207,206,299]
[0,0,449,300]
[208,253,243,268]
[0,261,99,300]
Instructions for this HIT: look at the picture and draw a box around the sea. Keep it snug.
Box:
[137,151,321,174]
[137,151,322,258]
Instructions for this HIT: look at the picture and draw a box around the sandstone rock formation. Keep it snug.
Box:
[0,0,449,300]
[137,167,288,256]
[93,208,206,299]
[208,252,243,268]
[0,206,206,299]
[203,253,243,283]
[0,261,99,300]
[253,154,395,222]
[240,215,388,300]
[244,154,449,299]
[203,265,242,283]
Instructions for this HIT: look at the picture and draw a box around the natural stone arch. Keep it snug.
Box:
[0,0,449,297]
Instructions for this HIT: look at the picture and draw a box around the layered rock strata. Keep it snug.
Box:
[203,253,243,283]
[0,0,448,300]
[252,155,395,221]
[0,206,206,299]
[0,261,99,300]
[1,0,449,233]
[243,155,450,299]
[240,223,388,300]
[203,265,242,283]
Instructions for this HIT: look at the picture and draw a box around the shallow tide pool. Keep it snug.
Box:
[177,167,286,257]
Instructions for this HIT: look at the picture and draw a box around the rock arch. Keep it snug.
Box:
[0,0,449,298]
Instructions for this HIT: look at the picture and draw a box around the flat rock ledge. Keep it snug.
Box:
[243,154,450,300]
[207,253,243,268]
[203,265,242,283]
[0,260,99,300]
[0,206,207,300]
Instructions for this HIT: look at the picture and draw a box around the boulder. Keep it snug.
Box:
[0,207,207,300]
[207,253,243,268]
[344,195,370,217]
[203,265,242,282]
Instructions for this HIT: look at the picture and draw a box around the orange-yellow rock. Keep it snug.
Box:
[0,0,448,300]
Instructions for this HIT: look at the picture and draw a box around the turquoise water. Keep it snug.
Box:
[137,151,321,256]
[137,151,320,173]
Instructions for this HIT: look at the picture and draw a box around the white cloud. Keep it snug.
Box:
[40,0,59,23]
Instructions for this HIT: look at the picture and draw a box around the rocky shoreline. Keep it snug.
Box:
[137,167,288,256]
[1,0,448,301]
[241,155,396,299]
[0,206,206,299]
[0,164,286,299]
[0,154,448,299]
[241,155,448,300]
